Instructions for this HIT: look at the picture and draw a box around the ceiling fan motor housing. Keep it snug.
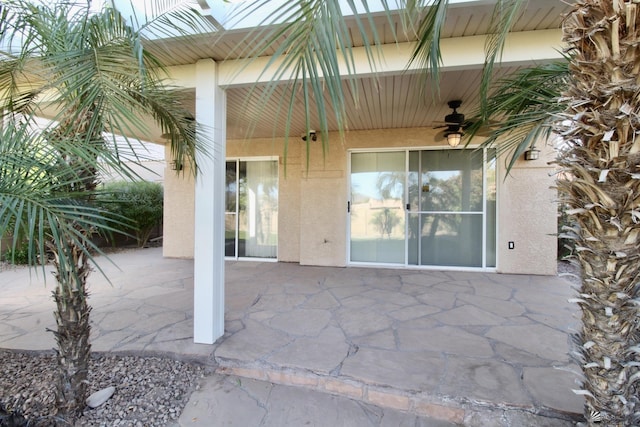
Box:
[445,100,464,125]
[445,124,461,134]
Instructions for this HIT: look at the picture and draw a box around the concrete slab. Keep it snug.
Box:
[485,324,570,362]
[335,308,395,337]
[179,374,460,427]
[215,319,292,362]
[397,326,494,357]
[179,375,268,426]
[432,304,507,326]
[268,309,332,336]
[523,366,584,413]
[340,347,445,392]
[267,326,349,374]
[439,357,530,405]
[457,293,526,318]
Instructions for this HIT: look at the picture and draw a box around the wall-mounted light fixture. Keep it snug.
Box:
[301,130,317,142]
[447,131,462,147]
[524,147,540,161]
[170,160,183,171]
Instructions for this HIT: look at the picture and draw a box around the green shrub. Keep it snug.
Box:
[3,244,30,265]
[96,181,163,248]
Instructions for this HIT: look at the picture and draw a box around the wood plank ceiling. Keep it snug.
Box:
[147,0,571,141]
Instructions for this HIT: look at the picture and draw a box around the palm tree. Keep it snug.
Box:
[553,3,640,425]
[0,119,125,423]
[237,0,639,424]
[465,4,640,424]
[0,0,212,422]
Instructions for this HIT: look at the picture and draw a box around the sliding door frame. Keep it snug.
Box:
[347,147,498,272]
[225,156,279,262]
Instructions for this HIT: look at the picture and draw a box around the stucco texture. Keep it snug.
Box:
[162,145,196,258]
[497,143,557,275]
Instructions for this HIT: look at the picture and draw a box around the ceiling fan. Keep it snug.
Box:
[433,100,468,147]
[433,100,497,147]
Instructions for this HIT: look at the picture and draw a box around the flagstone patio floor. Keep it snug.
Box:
[0,248,584,426]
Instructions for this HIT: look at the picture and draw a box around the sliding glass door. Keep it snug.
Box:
[349,152,406,264]
[349,149,496,269]
[225,159,278,259]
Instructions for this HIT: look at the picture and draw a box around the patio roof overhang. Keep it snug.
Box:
[140,0,571,141]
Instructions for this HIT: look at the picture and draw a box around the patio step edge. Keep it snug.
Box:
[215,363,582,425]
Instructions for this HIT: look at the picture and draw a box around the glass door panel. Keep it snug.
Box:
[351,149,495,269]
[420,150,484,212]
[419,213,483,267]
[225,215,237,257]
[408,149,488,268]
[350,152,406,264]
[225,161,238,257]
[238,161,278,258]
[226,159,278,259]
[485,149,497,267]
[407,152,420,265]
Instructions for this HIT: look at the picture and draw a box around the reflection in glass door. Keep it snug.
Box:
[225,159,278,259]
[407,149,495,267]
[349,149,496,269]
[349,152,406,264]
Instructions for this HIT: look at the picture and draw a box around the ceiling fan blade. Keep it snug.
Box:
[434,129,448,142]
[462,119,501,137]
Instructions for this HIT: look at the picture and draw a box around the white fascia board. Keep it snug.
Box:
[437,29,564,71]
[204,0,497,31]
[198,28,563,88]
[162,64,197,88]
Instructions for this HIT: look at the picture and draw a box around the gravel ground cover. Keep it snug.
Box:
[0,350,208,426]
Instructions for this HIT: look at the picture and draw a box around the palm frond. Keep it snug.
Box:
[0,0,212,178]
[466,60,569,172]
[478,0,527,115]
[227,0,392,167]
[0,121,129,280]
[124,0,219,41]
[406,0,449,97]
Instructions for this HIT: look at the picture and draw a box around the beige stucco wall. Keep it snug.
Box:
[297,139,348,266]
[162,147,196,258]
[496,143,558,275]
[162,127,558,274]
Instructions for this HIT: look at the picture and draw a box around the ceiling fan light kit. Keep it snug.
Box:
[435,100,468,148]
[447,131,462,147]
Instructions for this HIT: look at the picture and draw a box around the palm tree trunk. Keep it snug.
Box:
[558,1,640,425]
[50,238,92,423]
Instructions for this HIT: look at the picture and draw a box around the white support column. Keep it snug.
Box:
[193,59,226,344]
